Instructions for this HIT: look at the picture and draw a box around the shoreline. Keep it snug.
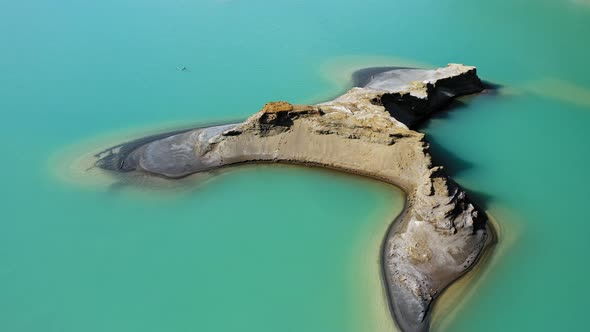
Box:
[349,182,405,332]
[380,195,410,331]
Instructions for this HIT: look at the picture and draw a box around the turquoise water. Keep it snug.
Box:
[2,0,590,331]
[425,91,590,330]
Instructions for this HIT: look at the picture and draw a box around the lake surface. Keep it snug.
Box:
[1,0,590,331]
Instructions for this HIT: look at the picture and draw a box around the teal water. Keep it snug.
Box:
[2,0,590,331]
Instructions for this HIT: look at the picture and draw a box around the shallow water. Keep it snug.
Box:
[424,92,590,331]
[1,0,590,331]
[2,161,403,332]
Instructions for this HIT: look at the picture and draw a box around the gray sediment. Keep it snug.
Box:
[93,64,494,332]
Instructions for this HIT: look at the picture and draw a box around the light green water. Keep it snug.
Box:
[2,0,590,331]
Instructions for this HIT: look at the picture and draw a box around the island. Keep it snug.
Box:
[94,64,495,332]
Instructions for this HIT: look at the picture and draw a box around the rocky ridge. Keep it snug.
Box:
[95,64,493,332]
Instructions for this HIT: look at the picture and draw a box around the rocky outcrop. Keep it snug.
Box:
[94,64,492,332]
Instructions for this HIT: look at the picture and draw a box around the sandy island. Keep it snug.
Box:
[93,64,495,332]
